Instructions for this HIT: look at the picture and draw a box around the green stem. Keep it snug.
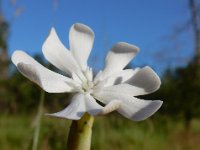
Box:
[32,91,45,150]
[67,113,94,150]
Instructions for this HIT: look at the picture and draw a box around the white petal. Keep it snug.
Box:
[72,72,82,84]
[117,98,163,121]
[84,67,93,81]
[42,28,82,76]
[102,42,139,78]
[12,50,79,93]
[94,84,147,97]
[85,94,121,115]
[69,23,94,70]
[46,93,86,120]
[94,84,146,104]
[125,66,161,94]
[95,66,161,96]
[85,94,103,115]
[93,70,103,83]
[100,100,122,115]
[95,69,139,87]
[92,89,162,121]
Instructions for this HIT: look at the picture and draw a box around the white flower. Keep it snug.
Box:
[12,23,162,121]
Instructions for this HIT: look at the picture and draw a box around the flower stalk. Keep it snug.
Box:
[67,113,94,150]
[32,91,45,150]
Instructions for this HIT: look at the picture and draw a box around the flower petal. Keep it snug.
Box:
[42,28,81,76]
[12,50,79,93]
[100,100,122,115]
[85,94,103,115]
[46,93,86,120]
[94,68,139,87]
[102,42,139,78]
[69,23,94,70]
[125,66,161,94]
[94,84,147,97]
[92,89,162,121]
[95,66,161,96]
[93,83,144,101]
[117,98,163,121]
[85,94,122,115]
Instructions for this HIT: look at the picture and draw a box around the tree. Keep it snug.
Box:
[0,0,9,79]
[189,0,200,64]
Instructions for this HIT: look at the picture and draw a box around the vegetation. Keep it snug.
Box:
[0,57,200,149]
[145,61,200,130]
[0,114,200,150]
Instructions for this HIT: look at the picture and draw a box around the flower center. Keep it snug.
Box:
[80,67,94,94]
[82,80,94,94]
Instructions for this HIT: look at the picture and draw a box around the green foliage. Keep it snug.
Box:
[0,49,199,149]
[0,19,9,49]
[1,114,200,150]
[0,70,40,113]
[145,62,200,128]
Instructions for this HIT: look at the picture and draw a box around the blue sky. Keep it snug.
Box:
[2,0,194,75]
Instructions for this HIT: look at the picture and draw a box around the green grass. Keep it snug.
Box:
[0,114,200,150]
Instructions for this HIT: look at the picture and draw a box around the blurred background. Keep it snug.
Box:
[0,0,200,150]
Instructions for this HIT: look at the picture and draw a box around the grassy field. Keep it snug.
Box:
[0,113,200,150]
